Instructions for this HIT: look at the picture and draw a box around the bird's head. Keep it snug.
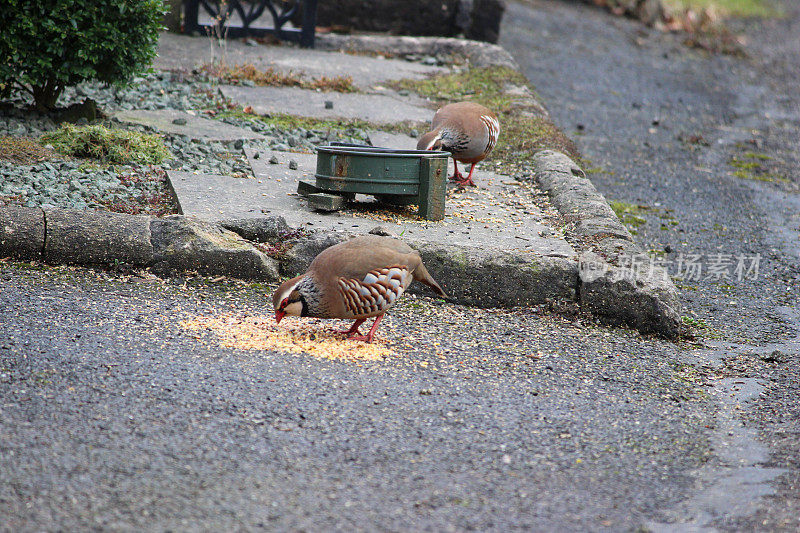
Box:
[272,276,307,323]
[416,130,444,151]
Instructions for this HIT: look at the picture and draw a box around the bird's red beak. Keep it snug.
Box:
[275,310,285,324]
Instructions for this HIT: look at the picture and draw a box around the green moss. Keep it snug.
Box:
[728,152,788,183]
[40,124,169,164]
[395,66,528,102]
[198,62,358,92]
[221,109,348,131]
[584,166,611,175]
[218,109,418,142]
[730,160,760,170]
[681,315,722,338]
[734,170,788,183]
[2,261,49,271]
[732,169,753,180]
[393,66,579,169]
[498,113,578,166]
[448,250,470,270]
[609,200,648,229]
[663,0,779,17]
[742,151,772,160]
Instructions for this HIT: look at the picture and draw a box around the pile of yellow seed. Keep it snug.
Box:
[179,313,394,362]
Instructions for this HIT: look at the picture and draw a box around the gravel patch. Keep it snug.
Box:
[0,160,173,215]
[1,72,370,212]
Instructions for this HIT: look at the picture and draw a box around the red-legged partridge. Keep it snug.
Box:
[272,236,447,343]
[417,101,500,187]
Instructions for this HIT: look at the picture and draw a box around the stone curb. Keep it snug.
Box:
[530,151,682,337]
[44,209,153,266]
[0,206,578,309]
[279,231,579,308]
[0,207,280,282]
[0,197,678,336]
[0,206,45,260]
[531,150,638,260]
[150,215,280,280]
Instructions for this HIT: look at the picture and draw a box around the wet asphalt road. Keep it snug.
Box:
[1,2,799,532]
[1,266,713,531]
[501,0,800,530]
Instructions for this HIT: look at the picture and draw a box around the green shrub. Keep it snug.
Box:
[0,0,166,111]
[40,124,170,164]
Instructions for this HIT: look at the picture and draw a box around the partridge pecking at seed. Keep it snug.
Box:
[416,101,500,187]
[273,236,447,343]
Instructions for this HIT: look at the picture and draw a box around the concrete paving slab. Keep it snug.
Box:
[112,109,266,141]
[219,85,434,124]
[168,148,575,258]
[366,130,419,150]
[155,33,445,89]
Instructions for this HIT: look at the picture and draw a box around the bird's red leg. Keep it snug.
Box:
[454,163,477,187]
[448,160,465,182]
[348,314,384,343]
[334,318,365,336]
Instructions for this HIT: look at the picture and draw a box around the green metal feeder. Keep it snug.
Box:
[297,143,450,221]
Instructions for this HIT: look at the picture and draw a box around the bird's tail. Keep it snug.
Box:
[413,262,448,299]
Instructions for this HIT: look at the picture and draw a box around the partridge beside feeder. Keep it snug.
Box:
[298,143,450,221]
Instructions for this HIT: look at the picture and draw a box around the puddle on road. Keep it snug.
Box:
[647,376,788,532]
[648,306,798,531]
[686,305,800,369]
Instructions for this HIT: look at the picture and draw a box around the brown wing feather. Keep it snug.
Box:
[429,102,499,164]
[337,265,411,318]
[309,236,447,318]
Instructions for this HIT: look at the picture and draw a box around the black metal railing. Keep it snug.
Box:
[183,0,318,48]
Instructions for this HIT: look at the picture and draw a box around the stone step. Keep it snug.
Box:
[166,147,575,259]
[113,109,267,142]
[219,85,433,124]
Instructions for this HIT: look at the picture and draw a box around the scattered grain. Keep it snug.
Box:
[179,313,394,362]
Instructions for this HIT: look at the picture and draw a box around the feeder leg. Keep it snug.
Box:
[418,156,447,221]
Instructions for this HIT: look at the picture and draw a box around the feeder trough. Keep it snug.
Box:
[297,143,450,221]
